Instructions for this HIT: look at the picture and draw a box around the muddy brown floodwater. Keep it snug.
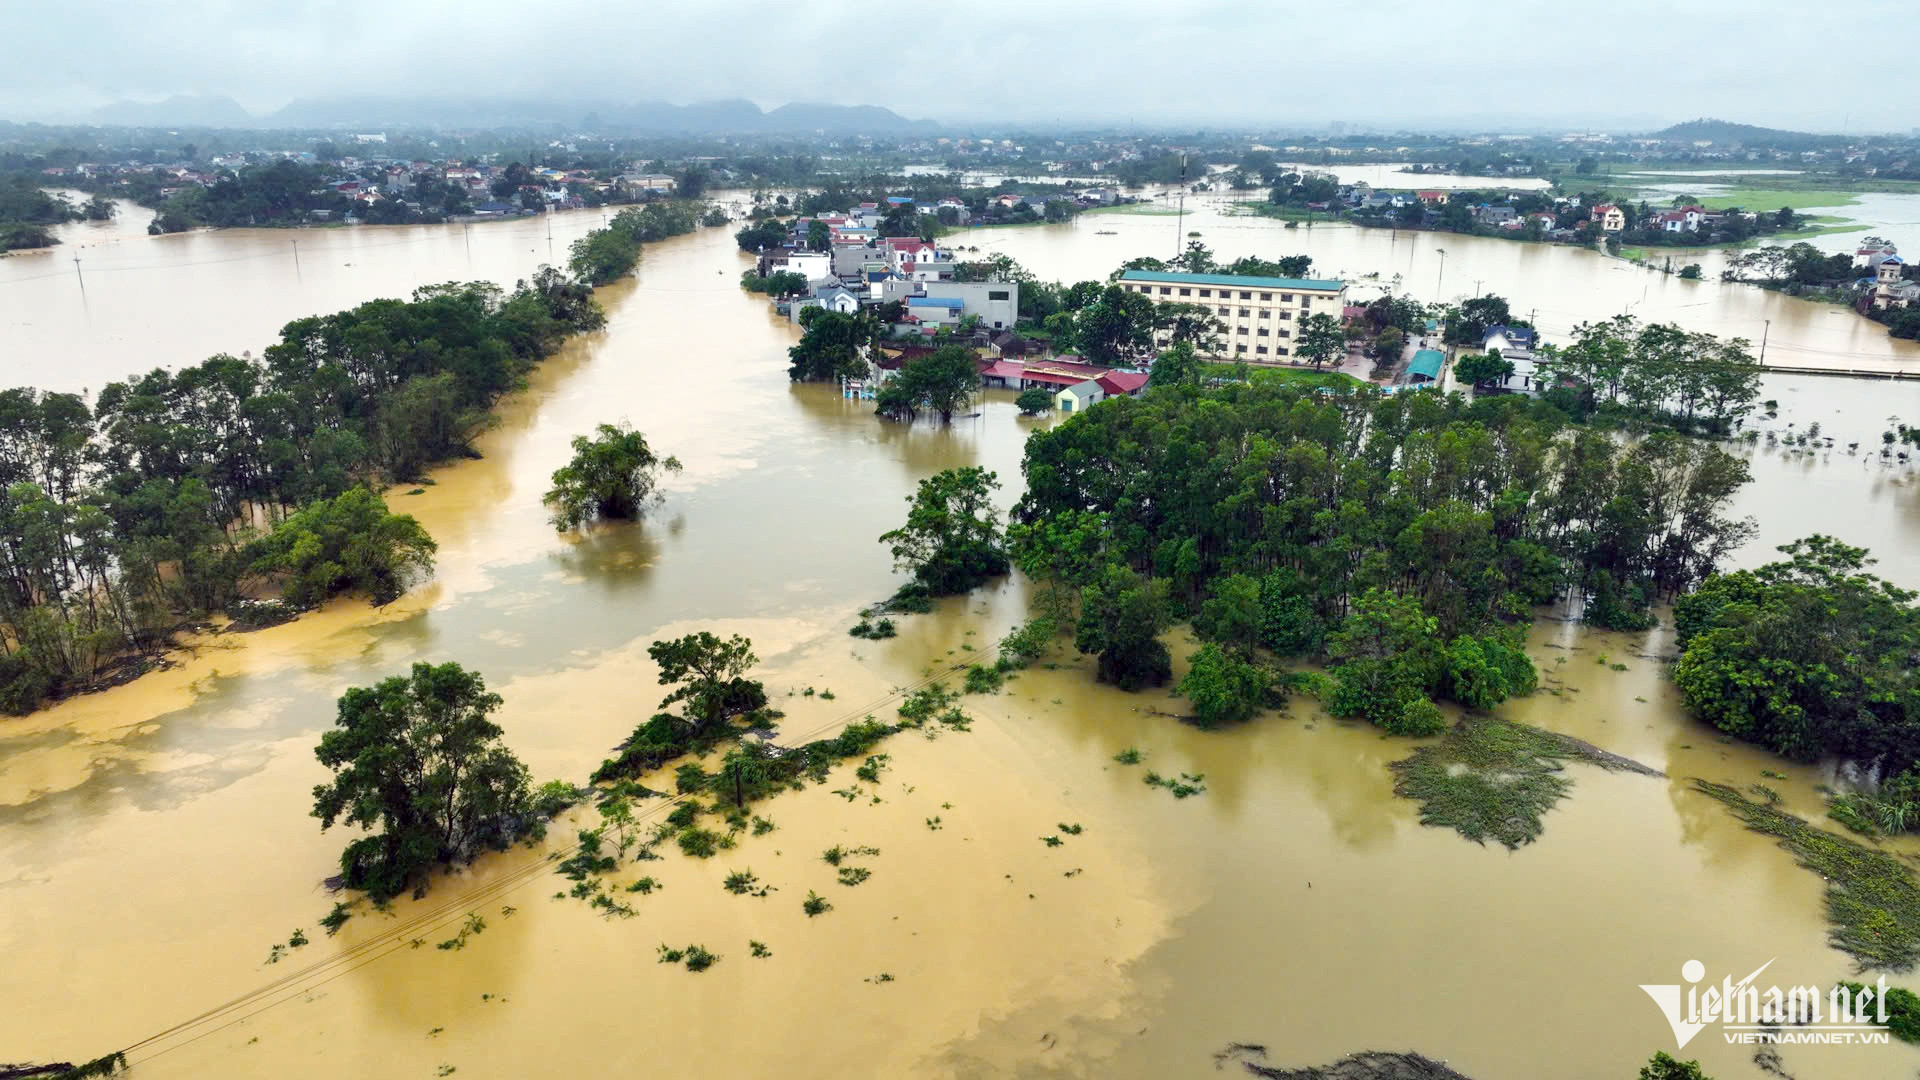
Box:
[2,211,1919,1079]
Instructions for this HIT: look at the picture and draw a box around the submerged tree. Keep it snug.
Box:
[543,422,681,530]
[648,632,769,736]
[1075,562,1172,690]
[879,467,1009,595]
[1673,536,1920,765]
[1178,643,1268,727]
[312,662,538,900]
[875,345,981,424]
[247,487,437,607]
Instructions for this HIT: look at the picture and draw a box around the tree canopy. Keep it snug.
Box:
[876,345,981,424]
[312,662,538,900]
[543,422,681,530]
[879,467,1010,595]
[788,309,878,382]
[1674,536,1920,765]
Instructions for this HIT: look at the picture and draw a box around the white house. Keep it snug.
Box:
[1054,380,1103,413]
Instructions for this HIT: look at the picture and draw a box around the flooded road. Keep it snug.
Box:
[1,214,1919,1079]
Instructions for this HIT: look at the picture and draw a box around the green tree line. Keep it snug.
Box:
[1008,377,1753,728]
[0,269,606,713]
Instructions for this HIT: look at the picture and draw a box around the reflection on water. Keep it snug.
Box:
[0,217,1917,1078]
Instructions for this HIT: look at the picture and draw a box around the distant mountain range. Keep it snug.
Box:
[80,95,928,134]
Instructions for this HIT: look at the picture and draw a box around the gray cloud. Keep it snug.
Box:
[0,0,1906,132]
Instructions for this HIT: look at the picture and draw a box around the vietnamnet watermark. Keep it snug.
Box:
[1642,959,1892,1048]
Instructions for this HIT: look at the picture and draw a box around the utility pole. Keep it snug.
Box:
[463,222,472,262]
[290,237,300,273]
[1173,152,1188,262]
[72,256,84,292]
[1759,318,1770,365]
[1435,248,1447,297]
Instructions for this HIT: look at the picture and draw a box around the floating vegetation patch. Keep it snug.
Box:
[1144,770,1208,799]
[802,890,832,917]
[627,877,659,894]
[436,913,486,952]
[822,844,880,867]
[1388,718,1661,850]
[963,664,1004,695]
[848,617,898,639]
[677,827,729,859]
[1694,779,1920,972]
[656,943,717,972]
[319,901,355,936]
[1113,746,1143,766]
[1214,1044,1474,1079]
[898,683,971,733]
[836,866,872,887]
[750,940,772,958]
[1058,822,1083,835]
[723,869,776,897]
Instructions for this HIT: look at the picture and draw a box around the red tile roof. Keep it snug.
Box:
[1096,371,1149,396]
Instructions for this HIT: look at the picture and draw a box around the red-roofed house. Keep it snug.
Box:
[1095,371,1150,397]
[1416,190,1449,205]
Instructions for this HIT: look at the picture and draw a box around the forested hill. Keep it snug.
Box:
[1652,118,1848,150]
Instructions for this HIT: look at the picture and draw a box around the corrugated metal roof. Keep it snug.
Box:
[1409,350,1445,379]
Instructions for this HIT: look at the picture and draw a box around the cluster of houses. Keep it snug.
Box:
[1336,180,1763,242]
[754,199,1023,335]
[40,151,669,221]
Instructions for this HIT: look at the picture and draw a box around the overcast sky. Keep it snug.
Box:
[0,0,1906,133]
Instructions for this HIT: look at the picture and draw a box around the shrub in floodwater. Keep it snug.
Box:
[836,866,871,886]
[590,893,636,919]
[1113,747,1142,765]
[530,779,582,818]
[1839,981,1920,1043]
[665,801,701,829]
[436,913,486,951]
[1058,823,1083,835]
[751,815,776,836]
[628,877,659,894]
[803,890,832,917]
[926,816,943,830]
[963,664,1004,695]
[678,827,728,858]
[886,581,935,614]
[674,763,710,794]
[855,754,890,783]
[750,940,772,958]
[288,929,309,948]
[996,615,1057,671]
[1041,835,1062,847]
[320,901,353,936]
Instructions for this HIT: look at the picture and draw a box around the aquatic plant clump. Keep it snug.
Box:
[1216,1044,1475,1079]
[1389,718,1661,849]
[1694,779,1920,971]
